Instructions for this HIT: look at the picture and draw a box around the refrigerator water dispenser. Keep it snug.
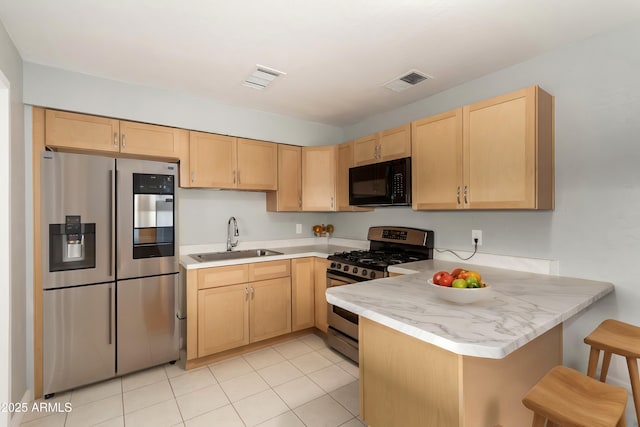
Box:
[49,215,96,272]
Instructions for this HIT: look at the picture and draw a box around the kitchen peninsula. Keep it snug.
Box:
[326,260,613,427]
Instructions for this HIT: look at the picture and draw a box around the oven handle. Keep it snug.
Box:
[327,271,360,286]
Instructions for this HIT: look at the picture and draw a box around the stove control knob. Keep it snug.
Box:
[343,265,349,272]
[336,263,342,270]
[330,262,336,269]
[353,267,358,274]
[370,271,377,279]
[362,269,368,277]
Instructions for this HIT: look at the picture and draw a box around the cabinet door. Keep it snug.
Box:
[249,277,291,343]
[336,141,371,212]
[353,133,379,166]
[302,145,336,211]
[464,86,536,209]
[379,124,411,161]
[313,258,329,333]
[291,258,315,331]
[198,284,249,357]
[237,138,278,191]
[119,121,187,159]
[189,131,236,188]
[412,109,463,210]
[45,110,120,154]
[266,144,301,211]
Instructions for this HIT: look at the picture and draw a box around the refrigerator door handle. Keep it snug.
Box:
[108,285,114,345]
[109,169,114,277]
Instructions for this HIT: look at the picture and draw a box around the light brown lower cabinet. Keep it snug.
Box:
[195,260,292,358]
[291,258,315,331]
[359,317,562,427]
[314,258,330,332]
[198,283,249,356]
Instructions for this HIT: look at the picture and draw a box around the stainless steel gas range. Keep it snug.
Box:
[326,226,434,362]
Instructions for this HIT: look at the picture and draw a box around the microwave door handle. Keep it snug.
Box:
[387,166,394,201]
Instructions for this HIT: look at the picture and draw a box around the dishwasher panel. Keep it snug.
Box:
[43,283,115,395]
[117,274,179,375]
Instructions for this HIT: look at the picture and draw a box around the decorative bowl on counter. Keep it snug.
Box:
[427,279,492,304]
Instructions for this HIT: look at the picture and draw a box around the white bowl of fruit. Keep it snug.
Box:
[428,268,491,304]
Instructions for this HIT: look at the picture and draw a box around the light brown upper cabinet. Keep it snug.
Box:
[266,144,302,211]
[353,124,411,166]
[336,141,372,212]
[187,131,277,191]
[412,109,464,210]
[45,110,188,160]
[302,145,337,211]
[412,85,554,210]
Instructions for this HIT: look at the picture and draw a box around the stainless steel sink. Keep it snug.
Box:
[189,249,283,262]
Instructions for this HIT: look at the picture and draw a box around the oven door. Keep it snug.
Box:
[326,271,363,362]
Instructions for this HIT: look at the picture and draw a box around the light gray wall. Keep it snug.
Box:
[23,62,345,147]
[0,15,27,422]
[336,23,640,384]
[178,189,329,245]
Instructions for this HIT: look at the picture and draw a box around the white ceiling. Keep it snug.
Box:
[2,0,640,126]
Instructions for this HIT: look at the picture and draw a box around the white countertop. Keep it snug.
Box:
[326,259,613,359]
[179,238,367,270]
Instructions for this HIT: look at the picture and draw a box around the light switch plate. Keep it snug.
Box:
[296,224,302,234]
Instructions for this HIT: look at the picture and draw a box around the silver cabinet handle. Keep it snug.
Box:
[330,196,334,209]
[464,185,468,204]
[191,171,195,183]
[298,197,302,208]
[113,132,118,149]
[233,170,237,184]
[245,287,249,301]
[456,186,461,205]
[250,287,255,300]
[121,133,126,149]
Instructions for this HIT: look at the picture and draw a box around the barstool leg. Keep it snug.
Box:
[588,347,601,378]
[531,413,546,427]
[617,413,627,427]
[601,351,613,381]
[626,357,640,425]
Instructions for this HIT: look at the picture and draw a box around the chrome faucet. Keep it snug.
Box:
[227,216,239,251]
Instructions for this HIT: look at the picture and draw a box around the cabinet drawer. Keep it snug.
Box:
[249,260,291,281]
[198,264,249,290]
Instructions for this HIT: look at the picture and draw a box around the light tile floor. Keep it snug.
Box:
[20,334,365,427]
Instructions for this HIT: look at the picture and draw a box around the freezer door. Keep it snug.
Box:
[116,158,178,279]
[117,274,179,375]
[43,284,116,395]
[41,152,115,289]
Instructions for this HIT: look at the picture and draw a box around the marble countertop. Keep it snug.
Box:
[179,238,367,270]
[326,259,613,359]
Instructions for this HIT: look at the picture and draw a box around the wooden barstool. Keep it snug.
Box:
[522,365,627,427]
[585,319,640,424]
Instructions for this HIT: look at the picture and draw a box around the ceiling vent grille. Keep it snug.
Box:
[383,69,432,93]
[242,65,287,90]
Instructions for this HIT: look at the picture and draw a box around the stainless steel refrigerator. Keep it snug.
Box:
[41,151,180,396]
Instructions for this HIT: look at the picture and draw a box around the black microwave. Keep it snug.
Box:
[349,157,411,206]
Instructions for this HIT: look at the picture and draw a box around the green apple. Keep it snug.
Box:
[465,276,480,288]
[452,278,467,288]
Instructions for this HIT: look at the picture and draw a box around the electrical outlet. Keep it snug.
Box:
[296,224,302,234]
[472,229,483,246]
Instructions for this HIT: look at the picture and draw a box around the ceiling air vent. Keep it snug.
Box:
[242,65,287,90]
[383,69,432,93]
